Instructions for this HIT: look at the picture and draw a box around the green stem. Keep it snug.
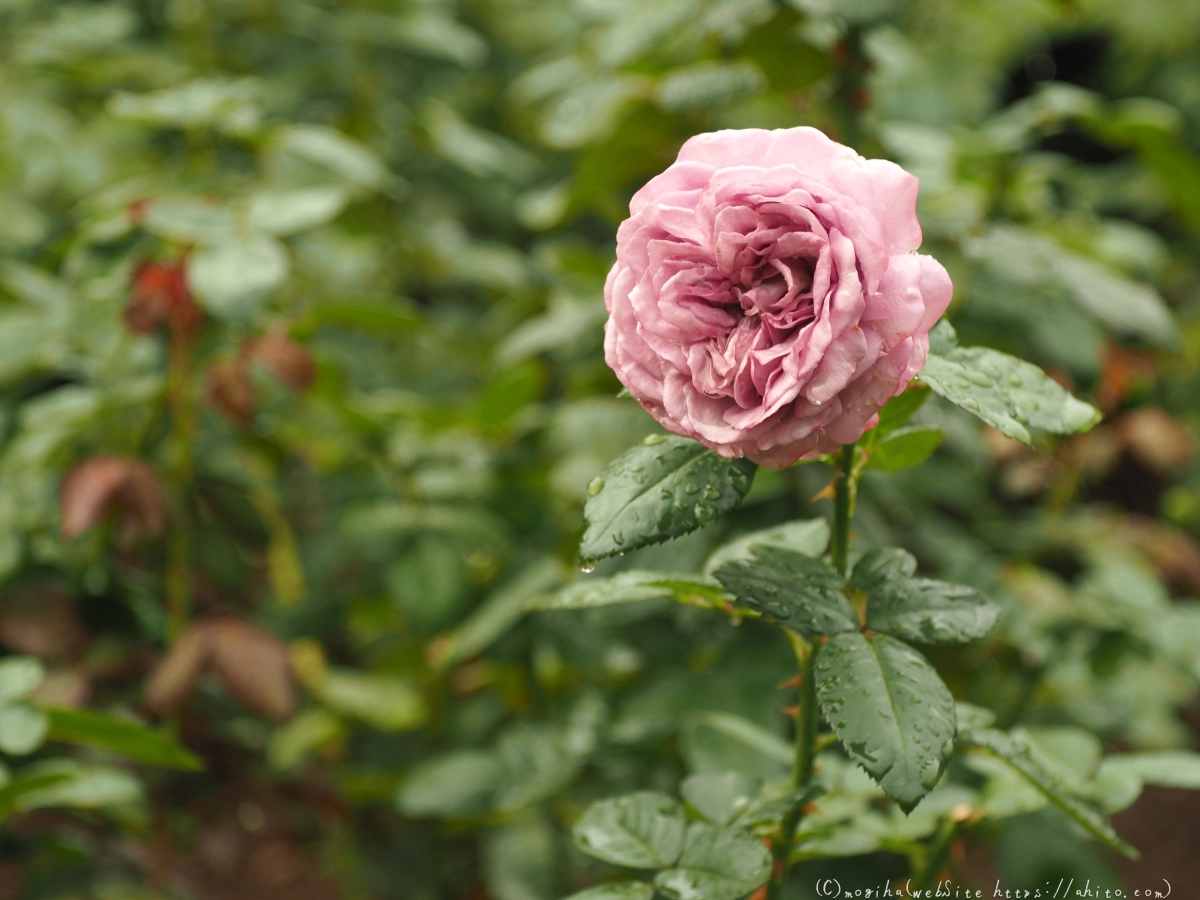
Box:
[914,818,959,894]
[831,443,856,577]
[767,642,818,900]
[767,442,859,899]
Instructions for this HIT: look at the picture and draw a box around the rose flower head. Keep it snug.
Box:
[604,127,952,467]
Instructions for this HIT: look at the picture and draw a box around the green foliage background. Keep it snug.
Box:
[1,0,1199,897]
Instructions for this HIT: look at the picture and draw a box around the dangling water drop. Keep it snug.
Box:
[580,561,596,574]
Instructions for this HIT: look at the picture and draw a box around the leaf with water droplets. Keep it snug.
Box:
[919,321,1100,445]
[960,727,1139,859]
[653,822,772,900]
[572,791,687,868]
[528,570,729,611]
[852,548,999,644]
[579,436,757,564]
[702,518,829,576]
[713,546,857,636]
[815,632,956,813]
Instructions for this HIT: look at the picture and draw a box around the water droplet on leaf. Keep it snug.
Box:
[586,476,605,497]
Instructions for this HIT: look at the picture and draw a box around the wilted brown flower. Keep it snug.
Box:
[204,360,257,428]
[60,456,169,544]
[245,331,317,393]
[144,619,295,722]
[124,260,204,336]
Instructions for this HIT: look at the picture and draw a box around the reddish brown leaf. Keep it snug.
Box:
[124,260,204,336]
[245,331,316,393]
[204,360,256,428]
[207,619,295,722]
[144,625,211,716]
[60,456,169,543]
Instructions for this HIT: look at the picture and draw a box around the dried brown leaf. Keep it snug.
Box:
[60,456,169,542]
[207,619,295,722]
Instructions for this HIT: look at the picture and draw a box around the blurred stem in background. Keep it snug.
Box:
[165,313,197,641]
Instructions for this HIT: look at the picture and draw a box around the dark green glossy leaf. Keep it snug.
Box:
[961,728,1139,859]
[852,548,998,644]
[572,791,687,868]
[920,321,1100,445]
[44,707,203,771]
[579,436,756,564]
[713,546,857,636]
[865,427,944,472]
[815,632,956,812]
[653,822,772,900]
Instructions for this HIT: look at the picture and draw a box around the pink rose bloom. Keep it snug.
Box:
[603,127,952,467]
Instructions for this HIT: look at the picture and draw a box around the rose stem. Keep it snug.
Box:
[769,441,858,899]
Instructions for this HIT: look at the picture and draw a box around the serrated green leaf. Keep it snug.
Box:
[530,570,727,611]
[713,546,857,636]
[653,822,772,900]
[919,321,1100,445]
[681,771,761,826]
[0,657,44,704]
[852,548,998,644]
[815,633,956,812]
[43,707,203,771]
[579,436,756,564]
[865,426,944,472]
[562,884,655,900]
[703,518,830,576]
[960,728,1139,859]
[396,750,503,818]
[572,791,687,868]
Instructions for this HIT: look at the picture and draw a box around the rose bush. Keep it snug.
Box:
[604,127,953,466]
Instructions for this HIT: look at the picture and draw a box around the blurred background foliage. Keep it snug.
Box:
[0,0,1199,897]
